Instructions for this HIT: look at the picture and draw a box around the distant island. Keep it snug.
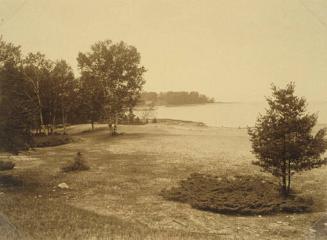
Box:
[139,91,215,106]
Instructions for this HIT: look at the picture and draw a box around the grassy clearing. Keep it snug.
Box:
[0,123,326,239]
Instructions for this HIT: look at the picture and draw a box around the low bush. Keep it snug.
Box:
[161,173,313,215]
[62,152,90,172]
[0,161,15,171]
[33,135,72,148]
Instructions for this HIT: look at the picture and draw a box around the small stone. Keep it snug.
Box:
[58,183,69,189]
[277,221,283,224]
[258,215,262,218]
[309,228,316,233]
[324,223,327,227]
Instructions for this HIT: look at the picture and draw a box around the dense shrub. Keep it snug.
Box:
[62,152,89,172]
[0,161,15,171]
[33,135,72,148]
[161,173,313,215]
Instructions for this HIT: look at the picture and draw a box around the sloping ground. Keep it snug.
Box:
[0,123,326,239]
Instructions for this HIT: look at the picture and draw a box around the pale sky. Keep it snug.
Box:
[1,0,327,102]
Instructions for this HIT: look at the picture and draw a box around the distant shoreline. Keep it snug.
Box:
[136,101,239,108]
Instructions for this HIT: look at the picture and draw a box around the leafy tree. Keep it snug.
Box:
[0,38,34,153]
[77,40,146,134]
[22,52,54,134]
[78,74,105,130]
[51,60,78,134]
[248,83,327,196]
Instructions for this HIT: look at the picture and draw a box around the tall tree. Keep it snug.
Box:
[51,60,77,134]
[79,73,105,130]
[22,52,53,134]
[248,83,327,196]
[0,38,34,153]
[77,40,146,134]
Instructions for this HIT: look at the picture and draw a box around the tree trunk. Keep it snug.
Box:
[113,113,118,135]
[281,173,287,196]
[39,108,46,134]
[61,103,66,135]
[287,159,291,194]
[281,158,288,197]
[36,81,46,135]
[91,120,94,131]
[52,115,56,135]
[281,135,288,197]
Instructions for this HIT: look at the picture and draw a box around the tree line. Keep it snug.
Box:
[140,91,215,106]
[0,37,146,153]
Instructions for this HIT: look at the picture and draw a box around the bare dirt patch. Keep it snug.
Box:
[161,173,313,215]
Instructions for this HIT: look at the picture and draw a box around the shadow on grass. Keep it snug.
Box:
[0,175,23,187]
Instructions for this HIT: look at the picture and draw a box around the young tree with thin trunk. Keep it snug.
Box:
[248,83,327,196]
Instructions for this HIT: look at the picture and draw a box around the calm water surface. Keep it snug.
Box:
[150,102,327,128]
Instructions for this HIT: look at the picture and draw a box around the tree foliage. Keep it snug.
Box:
[248,83,327,196]
[140,91,215,106]
[0,38,34,153]
[0,37,147,152]
[77,40,146,133]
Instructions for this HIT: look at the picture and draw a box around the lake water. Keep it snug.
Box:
[147,102,327,128]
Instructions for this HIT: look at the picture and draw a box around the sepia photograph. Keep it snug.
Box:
[0,0,326,239]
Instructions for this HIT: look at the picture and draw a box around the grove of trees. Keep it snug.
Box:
[248,83,327,196]
[0,37,146,153]
[77,40,146,134]
[140,91,215,106]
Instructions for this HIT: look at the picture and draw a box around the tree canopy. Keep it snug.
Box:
[77,40,146,133]
[0,38,34,153]
[248,83,327,196]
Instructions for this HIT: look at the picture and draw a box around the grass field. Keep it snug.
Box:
[0,122,326,239]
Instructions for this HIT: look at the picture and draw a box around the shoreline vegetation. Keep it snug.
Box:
[139,91,215,106]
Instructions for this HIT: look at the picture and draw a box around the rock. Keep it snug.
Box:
[58,183,69,189]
